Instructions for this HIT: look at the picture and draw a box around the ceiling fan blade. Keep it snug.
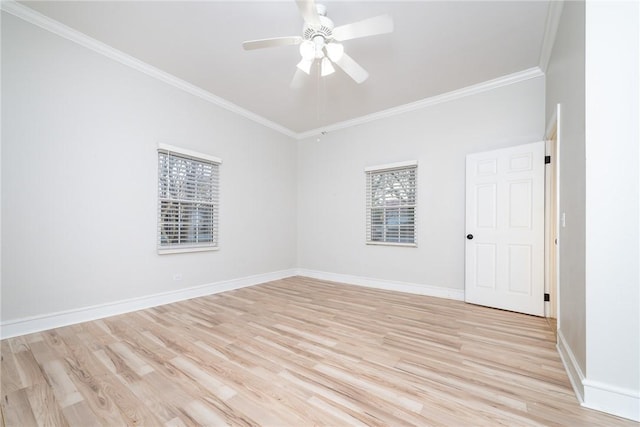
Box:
[296,0,321,27]
[242,36,303,51]
[335,53,369,84]
[333,14,394,41]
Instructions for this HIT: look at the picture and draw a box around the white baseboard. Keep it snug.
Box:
[296,269,465,301]
[583,380,640,422]
[557,330,639,422]
[0,269,297,339]
[0,269,461,339]
[557,329,586,403]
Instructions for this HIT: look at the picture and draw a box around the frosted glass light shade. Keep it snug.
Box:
[321,57,335,76]
[299,41,315,60]
[297,58,313,74]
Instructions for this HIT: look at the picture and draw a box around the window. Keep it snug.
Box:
[365,161,417,246]
[157,144,221,254]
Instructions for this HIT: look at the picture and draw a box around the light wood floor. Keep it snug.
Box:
[1,276,634,426]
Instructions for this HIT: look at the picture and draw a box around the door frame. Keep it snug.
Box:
[544,104,561,329]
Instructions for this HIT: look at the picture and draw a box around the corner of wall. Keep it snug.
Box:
[557,329,585,403]
[558,330,640,422]
[538,0,565,72]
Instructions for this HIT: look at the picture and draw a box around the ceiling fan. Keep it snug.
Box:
[242,0,393,84]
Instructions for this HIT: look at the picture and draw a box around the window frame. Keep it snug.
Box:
[157,143,222,255]
[365,160,418,247]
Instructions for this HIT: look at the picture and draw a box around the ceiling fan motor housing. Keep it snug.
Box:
[303,9,334,42]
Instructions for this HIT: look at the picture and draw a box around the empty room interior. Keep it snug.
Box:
[1,0,639,425]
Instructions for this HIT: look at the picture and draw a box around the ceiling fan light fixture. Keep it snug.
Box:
[299,40,315,61]
[242,2,394,85]
[297,58,313,75]
[321,57,335,76]
[326,43,344,62]
[313,35,326,59]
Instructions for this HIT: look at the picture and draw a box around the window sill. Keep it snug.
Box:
[366,242,417,248]
[157,246,219,255]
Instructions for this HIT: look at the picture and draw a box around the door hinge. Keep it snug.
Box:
[545,155,551,164]
[544,293,550,302]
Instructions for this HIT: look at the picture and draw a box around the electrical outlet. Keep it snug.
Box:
[173,273,182,281]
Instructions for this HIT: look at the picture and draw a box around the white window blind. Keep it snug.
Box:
[157,144,221,253]
[365,162,417,246]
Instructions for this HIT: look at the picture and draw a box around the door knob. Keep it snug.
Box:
[466,234,474,240]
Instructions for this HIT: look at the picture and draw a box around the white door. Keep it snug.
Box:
[465,141,545,316]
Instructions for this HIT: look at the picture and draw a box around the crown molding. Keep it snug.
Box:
[0,0,298,139]
[2,0,547,142]
[538,0,565,72]
[296,66,545,140]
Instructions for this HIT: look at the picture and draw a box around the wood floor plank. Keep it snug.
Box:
[60,401,101,427]
[1,389,38,426]
[39,360,84,408]
[23,383,70,427]
[2,276,637,426]
[1,348,25,394]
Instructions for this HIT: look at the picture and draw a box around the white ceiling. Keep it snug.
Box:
[17,1,551,135]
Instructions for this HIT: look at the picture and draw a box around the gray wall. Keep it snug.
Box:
[544,0,587,389]
[297,77,545,290]
[546,1,640,419]
[1,13,298,322]
[2,9,546,324]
